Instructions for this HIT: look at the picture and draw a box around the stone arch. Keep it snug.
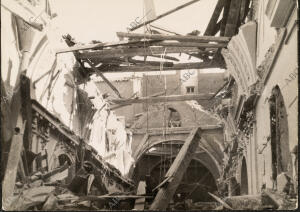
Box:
[134,138,221,176]
[268,85,292,183]
[48,142,76,170]
[129,138,221,182]
[149,158,218,202]
[240,157,249,195]
[58,154,73,166]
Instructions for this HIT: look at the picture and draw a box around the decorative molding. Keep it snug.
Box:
[222,21,259,98]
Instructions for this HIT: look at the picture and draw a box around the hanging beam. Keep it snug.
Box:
[220,0,231,36]
[90,61,219,73]
[129,0,202,31]
[86,61,122,99]
[2,120,26,209]
[149,127,201,210]
[131,125,222,135]
[56,40,160,54]
[224,0,242,36]
[117,32,230,43]
[204,0,225,35]
[57,40,226,54]
[130,41,227,48]
[77,46,214,60]
[110,94,212,105]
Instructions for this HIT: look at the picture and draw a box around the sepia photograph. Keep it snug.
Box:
[1,0,298,210]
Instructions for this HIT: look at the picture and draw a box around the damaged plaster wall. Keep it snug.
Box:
[255,8,298,191]
[1,3,134,176]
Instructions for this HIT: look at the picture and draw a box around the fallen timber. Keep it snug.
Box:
[77,46,215,59]
[56,40,225,54]
[149,128,201,210]
[129,0,202,31]
[111,94,212,105]
[90,61,219,73]
[117,32,230,43]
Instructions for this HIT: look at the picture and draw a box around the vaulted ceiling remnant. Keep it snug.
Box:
[128,102,224,186]
[221,21,258,97]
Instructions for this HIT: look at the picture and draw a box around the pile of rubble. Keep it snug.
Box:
[3,169,142,211]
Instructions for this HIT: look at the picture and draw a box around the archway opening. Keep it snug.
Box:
[167,107,181,127]
[269,85,292,187]
[240,157,248,195]
[142,156,218,209]
[58,154,72,166]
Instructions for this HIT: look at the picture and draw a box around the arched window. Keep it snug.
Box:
[240,157,248,195]
[167,107,181,128]
[268,85,292,188]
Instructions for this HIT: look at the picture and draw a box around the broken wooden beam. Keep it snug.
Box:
[56,39,160,54]
[92,61,219,73]
[220,0,231,36]
[204,0,225,36]
[86,61,122,99]
[224,194,270,210]
[2,120,26,209]
[111,94,212,105]
[240,0,251,23]
[129,0,201,31]
[133,41,227,48]
[117,32,231,43]
[127,58,174,67]
[224,0,242,36]
[62,195,153,202]
[77,46,213,60]
[131,125,222,135]
[208,192,233,210]
[149,127,201,210]
[134,181,146,210]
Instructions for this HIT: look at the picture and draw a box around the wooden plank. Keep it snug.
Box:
[86,61,122,98]
[129,0,201,31]
[92,61,219,73]
[133,41,227,48]
[127,58,174,67]
[117,32,231,43]
[134,181,146,210]
[224,0,242,36]
[2,120,26,209]
[149,127,201,210]
[208,192,233,210]
[240,0,251,23]
[111,94,212,105]
[78,46,214,60]
[204,0,225,35]
[210,19,223,36]
[220,0,231,36]
[131,125,222,135]
[20,75,32,163]
[56,40,160,54]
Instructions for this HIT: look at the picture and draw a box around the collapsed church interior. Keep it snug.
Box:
[1,0,298,210]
